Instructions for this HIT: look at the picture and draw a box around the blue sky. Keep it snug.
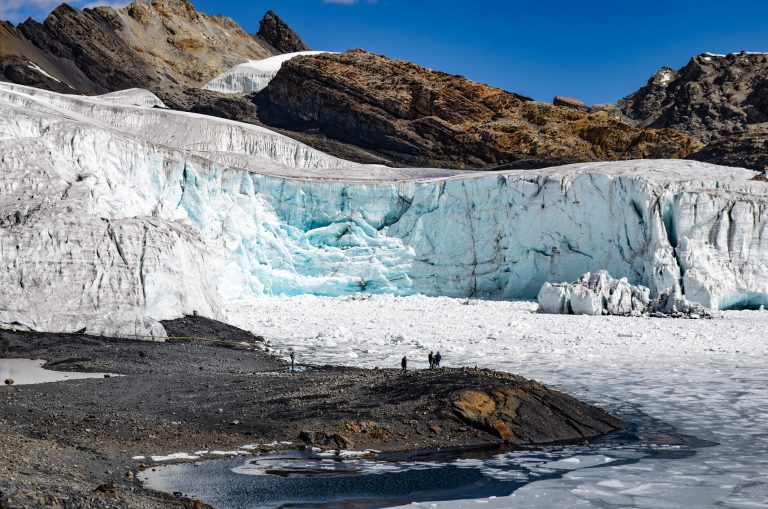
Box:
[5,0,768,104]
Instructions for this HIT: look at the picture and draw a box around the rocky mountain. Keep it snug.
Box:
[0,0,301,95]
[255,49,702,169]
[616,52,768,170]
[1,0,705,171]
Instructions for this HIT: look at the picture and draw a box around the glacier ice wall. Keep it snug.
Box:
[2,82,768,337]
[203,51,331,94]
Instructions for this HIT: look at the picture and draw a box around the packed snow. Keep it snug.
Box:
[226,295,768,509]
[2,82,768,336]
[203,51,331,94]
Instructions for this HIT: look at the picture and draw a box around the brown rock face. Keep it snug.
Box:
[256,50,703,169]
[257,10,309,54]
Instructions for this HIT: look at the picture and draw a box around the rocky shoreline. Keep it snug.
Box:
[0,317,624,508]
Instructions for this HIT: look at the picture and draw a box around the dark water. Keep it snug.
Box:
[141,407,714,509]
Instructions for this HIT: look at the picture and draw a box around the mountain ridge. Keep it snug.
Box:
[0,0,759,171]
[255,49,702,169]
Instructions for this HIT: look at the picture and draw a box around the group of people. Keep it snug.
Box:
[289,349,442,374]
[400,351,442,373]
[428,350,442,369]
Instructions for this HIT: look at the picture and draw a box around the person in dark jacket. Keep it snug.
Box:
[290,350,295,372]
[434,351,442,368]
[401,355,407,373]
[428,351,434,369]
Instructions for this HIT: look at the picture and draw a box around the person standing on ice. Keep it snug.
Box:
[401,355,407,373]
[290,350,295,372]
[434,351,442,368]
[428,351,434,369]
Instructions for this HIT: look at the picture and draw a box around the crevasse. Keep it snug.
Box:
[1,82,767,337]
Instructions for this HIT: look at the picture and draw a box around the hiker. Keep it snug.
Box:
[428,351,434,369]
[434,351,442,368]
[401,355,407,373]
[290,350,295,372]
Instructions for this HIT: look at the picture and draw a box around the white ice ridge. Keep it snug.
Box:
[90,88,167,109]
[203,51,331,94]
[1,81,768,337]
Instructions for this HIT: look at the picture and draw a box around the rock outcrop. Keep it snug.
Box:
[449,377,623,444]
[257,10,309,54]
[553,95,591,112]
[538,271,711,318]
[256,50,703,169]
[617,52,768,171]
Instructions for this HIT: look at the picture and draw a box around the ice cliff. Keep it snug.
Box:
[203,51,330,94]
[2,82,768,337]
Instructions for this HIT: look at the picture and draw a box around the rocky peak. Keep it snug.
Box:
[257,10,309,54]
[618,51,768,141]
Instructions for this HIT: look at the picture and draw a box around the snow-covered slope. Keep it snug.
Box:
[203,51,330,94]
[2,82,768,337]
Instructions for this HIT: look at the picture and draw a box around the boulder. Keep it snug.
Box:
[553,96,591,112]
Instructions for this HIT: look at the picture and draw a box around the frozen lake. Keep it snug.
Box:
[0,358,117,385]
[220,295,768,508]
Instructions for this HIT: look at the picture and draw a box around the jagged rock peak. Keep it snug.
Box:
[257,10,309,54]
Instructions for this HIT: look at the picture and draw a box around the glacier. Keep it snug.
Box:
[1,81,768,337]
[203,51,331,94]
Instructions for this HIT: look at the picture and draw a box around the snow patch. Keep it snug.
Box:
[150,452,200,462]
[25,62,60,83]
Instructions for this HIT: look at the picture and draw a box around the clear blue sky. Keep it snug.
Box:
[6,0,768,104]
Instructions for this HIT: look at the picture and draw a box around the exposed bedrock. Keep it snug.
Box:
[1,83,768,337]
